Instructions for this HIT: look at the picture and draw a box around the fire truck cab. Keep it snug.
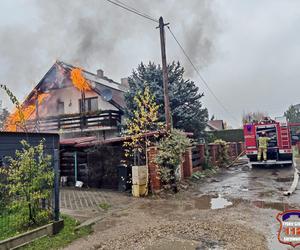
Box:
[243,117,293,166]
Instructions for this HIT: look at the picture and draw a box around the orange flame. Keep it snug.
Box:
[70,68,91,92]
[4,93,49,132]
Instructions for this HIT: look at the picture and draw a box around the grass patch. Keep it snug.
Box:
[98,202,111,211]
[191,167,219,180]
[21,215,92,250]
[0,210,42,241]
[0,211,22,240]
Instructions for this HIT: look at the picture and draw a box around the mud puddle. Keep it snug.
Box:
[194,194,293,211]
[144,239,222,250]
[194,194,233,210]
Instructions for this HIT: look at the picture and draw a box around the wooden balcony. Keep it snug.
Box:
[25,110,122,133]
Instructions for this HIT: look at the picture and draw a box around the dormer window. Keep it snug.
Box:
[79,97,98,113]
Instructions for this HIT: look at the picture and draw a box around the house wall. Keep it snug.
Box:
[36,84,118,119]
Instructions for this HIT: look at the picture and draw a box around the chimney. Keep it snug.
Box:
[97,69,104,78]
[120,78,129,89]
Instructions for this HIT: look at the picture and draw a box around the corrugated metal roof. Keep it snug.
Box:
[60,130,193,148]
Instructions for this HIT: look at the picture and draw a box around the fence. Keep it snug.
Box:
[25,110,122,132]
[0,132,60,241]
[146,142,245,192]
[181,142,244,178]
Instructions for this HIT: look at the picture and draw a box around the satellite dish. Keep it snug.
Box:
[102,88,112,102]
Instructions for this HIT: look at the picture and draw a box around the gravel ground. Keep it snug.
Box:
[63,159,300,250]
[64,195,269,250]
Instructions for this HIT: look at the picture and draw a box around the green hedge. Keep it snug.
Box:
[207,129,244,143]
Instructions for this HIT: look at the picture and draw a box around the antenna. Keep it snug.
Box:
[102,88,113,102]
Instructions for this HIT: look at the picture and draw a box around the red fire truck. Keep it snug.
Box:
[243,117,293,166]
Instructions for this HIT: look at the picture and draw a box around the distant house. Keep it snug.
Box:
[205,120,225,132]
[293,104,300,110]
[6,60,128,140]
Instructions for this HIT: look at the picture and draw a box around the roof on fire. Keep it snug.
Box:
[23,60,128,111]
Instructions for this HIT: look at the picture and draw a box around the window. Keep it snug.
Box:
[79,97,98,113]
[57,101,65,115]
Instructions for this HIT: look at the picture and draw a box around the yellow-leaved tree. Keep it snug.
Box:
[123,86,163,165]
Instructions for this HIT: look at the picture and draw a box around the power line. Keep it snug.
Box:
[114,0,157,22]
[167,26,239,123]
[105,0,159,23]
[104,0,238,123]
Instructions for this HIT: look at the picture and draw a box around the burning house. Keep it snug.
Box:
[5,60,128,140]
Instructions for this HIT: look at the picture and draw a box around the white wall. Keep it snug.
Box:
[36,84,117,118]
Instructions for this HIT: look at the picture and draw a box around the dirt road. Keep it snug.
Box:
[64,162,299,250]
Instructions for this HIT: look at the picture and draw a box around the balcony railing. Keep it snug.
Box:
[25,110,122,132]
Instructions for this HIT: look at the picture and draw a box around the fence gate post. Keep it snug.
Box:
[74,151,78,183]
[54,149,60,221]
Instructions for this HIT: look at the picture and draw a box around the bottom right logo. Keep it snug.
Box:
[277,210,300,248]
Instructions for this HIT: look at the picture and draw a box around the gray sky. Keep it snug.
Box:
[0,0,300,128]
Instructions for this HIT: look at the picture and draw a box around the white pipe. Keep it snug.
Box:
[283,160,299,196]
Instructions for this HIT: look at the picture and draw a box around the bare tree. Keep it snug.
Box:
[242,111,268,124]
[0,108,9,131]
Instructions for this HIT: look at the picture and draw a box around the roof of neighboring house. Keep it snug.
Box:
[22,60,128,111]
[206,120,225,131]
[293,104,300,110]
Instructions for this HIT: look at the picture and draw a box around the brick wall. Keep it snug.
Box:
[237,142,245,155]
[183,147,193,178]
[147,142,243,182]
[147,147,161,192]
[181,142,243,178]
[208,143,219,166]
[228,142,238,160]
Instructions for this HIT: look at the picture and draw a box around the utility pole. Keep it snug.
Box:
[158,16,171,132]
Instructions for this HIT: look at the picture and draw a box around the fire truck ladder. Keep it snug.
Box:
[281,126,290,148]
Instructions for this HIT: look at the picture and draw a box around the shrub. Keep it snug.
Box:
[156,129,191,188]
[0,140,54,226]
[214,139,230,167]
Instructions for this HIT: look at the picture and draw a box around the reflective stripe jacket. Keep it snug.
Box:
[258,137,270,149]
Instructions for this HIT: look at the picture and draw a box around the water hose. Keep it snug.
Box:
[226,150,246,168]
[283,160,300,196]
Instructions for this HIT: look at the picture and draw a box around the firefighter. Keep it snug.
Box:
[257,131,271,161]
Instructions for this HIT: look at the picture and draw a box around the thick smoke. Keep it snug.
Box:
[0,0,218,109]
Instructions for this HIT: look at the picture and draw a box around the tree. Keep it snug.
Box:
[0,140,54,226]
[123,86,162,165]
[125,62,208,138]
[284,105,300,123]
[0,108,9,131]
